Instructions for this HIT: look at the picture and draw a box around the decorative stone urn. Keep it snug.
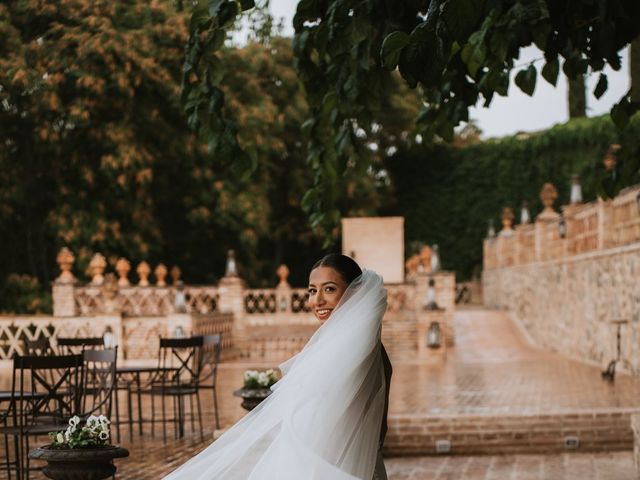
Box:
[29,445,129,480]
[233,388,272,411]
[499,207,515,236]
[537,182,560,221]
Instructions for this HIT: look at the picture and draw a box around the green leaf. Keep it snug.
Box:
[441,0,481,43]
[381,31,410,70]
[594,73,608,100]
[611,95,631,129]
[461,31,487,77]
[515,64,536,96]
[541,57,559,86]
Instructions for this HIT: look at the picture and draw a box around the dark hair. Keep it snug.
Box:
[311,254,362,285]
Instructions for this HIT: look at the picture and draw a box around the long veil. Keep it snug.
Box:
[163,270,388,480]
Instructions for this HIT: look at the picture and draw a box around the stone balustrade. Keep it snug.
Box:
[484,185,640,270]
[1,248,459,364]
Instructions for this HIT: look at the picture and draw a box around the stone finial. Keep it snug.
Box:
[137,261,151,286]
[570,175,583,204]
[405,255,420,275]
[520,201,530,224]
[276,264,290,287]
[500,207,515,237]
[56,247,76,283]
[89,253,107,285]
[486,219,496,238]
[603,144,620,171]
[537,183,560,221]
[225,249,238,277]
[430,244,441,273]
[170,265,182,285]
[155,263,168,287]
[419,246,432,273]
[102,273,119,314]
[115,258,131,286]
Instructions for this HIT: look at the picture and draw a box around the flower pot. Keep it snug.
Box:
[29,445,129,480]
[233,388,272,411]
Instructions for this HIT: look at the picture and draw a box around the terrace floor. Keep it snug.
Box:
[2,309,640,479]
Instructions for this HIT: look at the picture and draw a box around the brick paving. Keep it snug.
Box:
[3,309,640,478]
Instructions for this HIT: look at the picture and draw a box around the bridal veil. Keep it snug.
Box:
[163,269,388,480]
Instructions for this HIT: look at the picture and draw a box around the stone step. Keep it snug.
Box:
[384,410,638,456]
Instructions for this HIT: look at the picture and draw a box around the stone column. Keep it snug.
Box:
[218,251,246,317]
[53,247,77,317]
[275,264,292,313]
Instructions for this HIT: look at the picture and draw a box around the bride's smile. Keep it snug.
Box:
[307,266,349,323]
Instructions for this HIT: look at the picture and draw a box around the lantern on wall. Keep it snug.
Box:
[558,214,567,239]
[427,322,441,349]
[103,326,116,349]
[173,326,186,338]
[423,278,439,310]
[174,283,187,313]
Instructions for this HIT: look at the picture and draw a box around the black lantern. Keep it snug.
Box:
[558,215,567,238]
[427,321,441,348]
[423,278,439,310]
[103,326,116,349]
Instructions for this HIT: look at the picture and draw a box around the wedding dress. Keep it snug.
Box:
[163,270,388,480]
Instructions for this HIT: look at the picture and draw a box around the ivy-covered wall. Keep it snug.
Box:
[384,115,640,280]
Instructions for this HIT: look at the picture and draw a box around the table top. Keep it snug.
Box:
[116,366,177,374]
[0,391,47,402]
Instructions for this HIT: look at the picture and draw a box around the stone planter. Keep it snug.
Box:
[29,445,129,480]
[233,388,272,411]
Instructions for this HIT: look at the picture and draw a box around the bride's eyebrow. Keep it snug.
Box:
[308,281,337,288]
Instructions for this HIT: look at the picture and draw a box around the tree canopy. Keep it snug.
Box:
[184,0,640,239]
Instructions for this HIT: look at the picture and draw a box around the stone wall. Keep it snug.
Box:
[483,184,640,372]
[483,244,640,371]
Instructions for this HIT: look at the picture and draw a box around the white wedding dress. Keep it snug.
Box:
[163,270,388,480]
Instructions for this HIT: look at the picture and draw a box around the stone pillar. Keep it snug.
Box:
[275,264,292,313]
[218,250,246,331]
[413,271,456,348]
[53,247,77,317]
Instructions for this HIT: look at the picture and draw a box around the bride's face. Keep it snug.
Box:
[308,266,348,323]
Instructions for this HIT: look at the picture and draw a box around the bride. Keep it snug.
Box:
[163,254,393,480]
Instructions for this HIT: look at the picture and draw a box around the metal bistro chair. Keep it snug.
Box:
[56,337,105,355]
[145,336,204,442]
[1,354,84,480]
[22,338,53,356]
[82,348,117,421]
[198,334,222,430]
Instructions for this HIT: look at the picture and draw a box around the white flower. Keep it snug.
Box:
[64,431,71,442]
[98,415,110,425]
[68,416,80,427]
[98,430,109,441]
[257,372,269,386]
[56,433,64,444]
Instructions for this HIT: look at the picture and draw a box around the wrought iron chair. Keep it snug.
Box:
[1,354,84,480]
[198,334,222,429]
[22,337,53,356]
[56,337,104,355]
[82,348,117,421]
[144,336,204,442]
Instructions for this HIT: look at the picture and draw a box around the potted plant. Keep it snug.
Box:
[233,369,279,411]
[29,415,129,480]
